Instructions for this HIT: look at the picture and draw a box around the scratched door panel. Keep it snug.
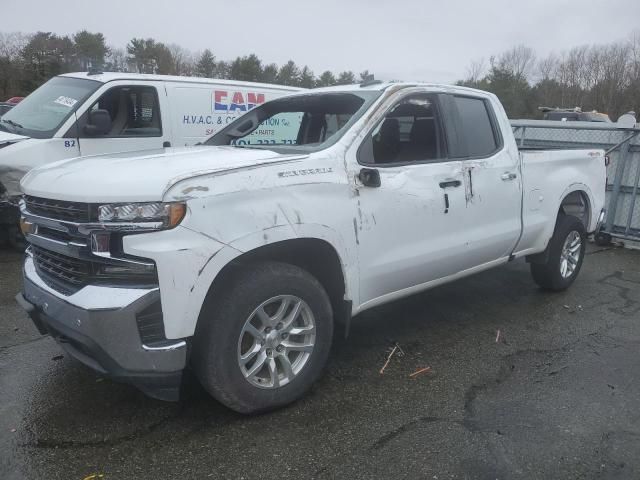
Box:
[460,148,522,264]
[356,161,467,304]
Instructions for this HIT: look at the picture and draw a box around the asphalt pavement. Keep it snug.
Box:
[1,244,639,480]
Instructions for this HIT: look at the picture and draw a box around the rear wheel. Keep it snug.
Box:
[193,261,333,414]
[531,214,586,291]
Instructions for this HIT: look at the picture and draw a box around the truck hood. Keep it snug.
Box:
[21,146,305,202]
[0,130,29,147]
[0,131,31,198]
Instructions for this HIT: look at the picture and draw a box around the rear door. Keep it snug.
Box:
[449,94,522,265]
[69,82,172,156]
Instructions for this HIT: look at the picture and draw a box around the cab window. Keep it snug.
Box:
[359,94,447,165]
[453,96,500,157]
[78,86,162,138]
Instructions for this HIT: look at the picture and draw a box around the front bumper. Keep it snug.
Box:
[18,256,187,401]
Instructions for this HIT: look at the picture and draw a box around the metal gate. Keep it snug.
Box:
[511,120,640,243]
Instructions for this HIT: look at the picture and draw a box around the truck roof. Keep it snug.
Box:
[60,73,493,98]
[311,81,498,97]
[59,72,305,92]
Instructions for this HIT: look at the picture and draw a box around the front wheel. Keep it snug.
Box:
[531,214,586,291]
[193,261,334,414]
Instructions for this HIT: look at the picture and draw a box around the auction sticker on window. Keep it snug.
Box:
[54,96,78,108]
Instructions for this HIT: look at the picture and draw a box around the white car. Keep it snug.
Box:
[0,72,302,246]
[17,81,606,413]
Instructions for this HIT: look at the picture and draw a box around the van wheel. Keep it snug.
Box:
[531,214,586,291]
[193,261,333,414]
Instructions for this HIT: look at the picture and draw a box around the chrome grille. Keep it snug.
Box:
[25,195,92,223]
[30,244,159,295]
[32,246,90,292]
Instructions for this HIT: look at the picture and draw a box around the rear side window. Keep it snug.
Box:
[454,96,499,157]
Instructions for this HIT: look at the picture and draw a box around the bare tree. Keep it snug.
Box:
[0,31,29,59]
[168,43,194,76]
[465,58,486,84]
[537,53,558,81]
[496,45,536,80]
[105,47,129,72]
[0,32,30,98]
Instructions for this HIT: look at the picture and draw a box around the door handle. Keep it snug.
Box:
[501,172,517,181]
[439,179,461,188]
[163,141,172,148]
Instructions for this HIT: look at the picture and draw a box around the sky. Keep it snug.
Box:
[5,0,640,83]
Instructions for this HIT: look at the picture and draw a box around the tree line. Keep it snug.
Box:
[0,30,366,99]
[458,32,640,120]
[1,29,639,120]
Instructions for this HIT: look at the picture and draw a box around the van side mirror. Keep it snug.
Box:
[84,109,112,136]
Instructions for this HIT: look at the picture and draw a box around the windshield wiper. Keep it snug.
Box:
[1,118,23,129]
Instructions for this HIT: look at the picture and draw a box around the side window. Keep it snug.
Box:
[453,96,499,157]
[81,86,162,138]
[359,95,446,165]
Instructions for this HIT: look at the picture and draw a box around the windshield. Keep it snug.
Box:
[206,91,382,153]
[0,76,100,139]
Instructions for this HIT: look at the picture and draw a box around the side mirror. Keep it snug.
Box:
[359,168,381,188]
[84,109,112,136]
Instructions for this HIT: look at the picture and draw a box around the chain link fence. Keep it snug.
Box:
[511,120,640,243]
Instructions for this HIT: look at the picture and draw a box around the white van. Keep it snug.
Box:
[0,72,302,245]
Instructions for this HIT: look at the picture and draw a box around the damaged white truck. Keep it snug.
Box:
[16,82,606,413]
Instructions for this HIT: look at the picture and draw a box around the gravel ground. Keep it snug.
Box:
[1,244,639,480]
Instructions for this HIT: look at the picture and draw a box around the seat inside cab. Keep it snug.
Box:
[372,97,444,164]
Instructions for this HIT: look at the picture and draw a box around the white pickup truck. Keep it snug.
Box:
[16,82,606,413]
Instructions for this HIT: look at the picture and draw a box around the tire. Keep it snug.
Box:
[193,261,334,414]
[531,214,586,291]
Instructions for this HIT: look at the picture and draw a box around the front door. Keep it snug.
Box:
[352,93,471,306]
[71,83,171,157]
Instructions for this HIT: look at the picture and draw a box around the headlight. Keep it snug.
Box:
[98,202,186,228]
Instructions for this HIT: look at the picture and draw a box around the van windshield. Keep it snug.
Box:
[205,91,381,153]
[0,76,100,139]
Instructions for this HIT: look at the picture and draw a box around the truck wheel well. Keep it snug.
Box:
[559,190,590,229]
[202,238,348,324]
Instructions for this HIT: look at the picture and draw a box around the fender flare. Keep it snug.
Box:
[185,223,358,337]
[557,182,596,231]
